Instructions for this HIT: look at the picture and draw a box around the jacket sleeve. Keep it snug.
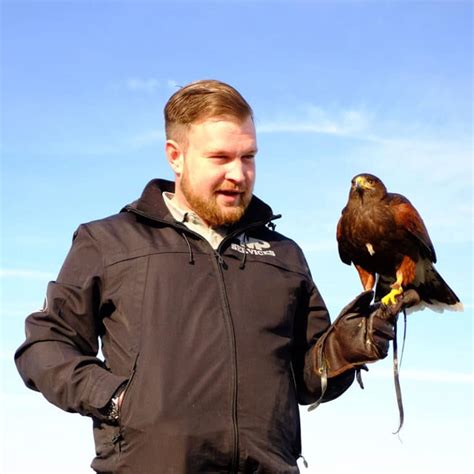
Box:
[293,278,355,406]
[14,225,128,420]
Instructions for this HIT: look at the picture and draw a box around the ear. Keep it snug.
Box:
[165,139,184,176]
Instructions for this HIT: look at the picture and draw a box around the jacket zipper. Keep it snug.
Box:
[212,250,240,472]
[112,352,140,451]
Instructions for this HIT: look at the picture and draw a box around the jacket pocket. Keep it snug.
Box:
[119,352,139,419]
[111,352,140,456]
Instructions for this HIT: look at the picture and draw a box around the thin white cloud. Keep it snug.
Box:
[120,77,181,94]
[126,77,160,94]
[0,268,55,280]
[257,105,372,137]
[167,79,180,89]
[256,103,471,156]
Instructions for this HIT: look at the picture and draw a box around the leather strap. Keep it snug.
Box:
[392,308,407,435]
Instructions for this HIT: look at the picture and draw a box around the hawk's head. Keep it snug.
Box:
[350,173,387,201]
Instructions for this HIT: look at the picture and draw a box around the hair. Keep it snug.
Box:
[164,79,254,144]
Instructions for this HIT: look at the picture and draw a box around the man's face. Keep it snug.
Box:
[170,116,257,227]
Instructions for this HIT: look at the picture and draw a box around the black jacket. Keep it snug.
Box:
[15,179,354,473]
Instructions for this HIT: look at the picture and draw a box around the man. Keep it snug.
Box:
[15,80,412,473]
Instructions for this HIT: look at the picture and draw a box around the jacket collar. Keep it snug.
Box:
[124,178,279,231]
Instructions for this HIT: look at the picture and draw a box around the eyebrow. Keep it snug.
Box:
[205,148,258,156]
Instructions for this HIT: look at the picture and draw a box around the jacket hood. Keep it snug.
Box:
[124,178,279,230]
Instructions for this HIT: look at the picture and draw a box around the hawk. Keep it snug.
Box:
[337,173,462,312]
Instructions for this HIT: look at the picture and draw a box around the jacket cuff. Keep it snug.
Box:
[84,368,128,419]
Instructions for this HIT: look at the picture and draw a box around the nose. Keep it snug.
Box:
[225,158,246,185]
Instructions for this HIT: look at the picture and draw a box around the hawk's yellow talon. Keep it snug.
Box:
[381,287,403,306]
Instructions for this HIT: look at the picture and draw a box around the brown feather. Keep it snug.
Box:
[390,198,436,262]
[355,265,376,291]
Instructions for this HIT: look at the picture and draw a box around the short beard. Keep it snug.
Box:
[180,172,251,228]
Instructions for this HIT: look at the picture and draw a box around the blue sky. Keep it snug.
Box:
[1,1,473,473]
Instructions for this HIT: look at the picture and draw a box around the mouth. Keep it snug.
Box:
[215,188,246,204]
[217,189,243,196]
[216,185,246,195]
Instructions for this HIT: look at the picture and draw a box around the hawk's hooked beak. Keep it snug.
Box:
[354,176,372,191]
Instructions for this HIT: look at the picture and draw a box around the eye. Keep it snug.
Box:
[242,154,255,161]
[209,155,228,161]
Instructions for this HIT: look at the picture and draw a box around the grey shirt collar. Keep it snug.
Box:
[162,192,228,250]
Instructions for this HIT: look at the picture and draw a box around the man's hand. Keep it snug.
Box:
[312,289,420,378]
[101,385,126,423]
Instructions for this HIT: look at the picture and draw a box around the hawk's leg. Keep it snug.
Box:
[381,255,416,306]
[381,286,403,306]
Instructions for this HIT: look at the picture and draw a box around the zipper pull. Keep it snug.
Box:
[214,251,224,265]
[298,454,309,468]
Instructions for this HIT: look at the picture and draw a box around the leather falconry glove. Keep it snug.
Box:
[308,289,420,427]
[312,289,420,379]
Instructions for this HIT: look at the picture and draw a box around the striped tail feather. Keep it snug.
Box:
[411,263,463,313]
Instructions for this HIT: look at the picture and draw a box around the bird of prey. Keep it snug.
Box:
[337,173,463,312]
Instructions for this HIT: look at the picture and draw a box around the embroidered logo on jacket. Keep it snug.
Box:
[231,234,276,256]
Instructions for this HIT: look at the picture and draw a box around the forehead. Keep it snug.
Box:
[186,116,257,150]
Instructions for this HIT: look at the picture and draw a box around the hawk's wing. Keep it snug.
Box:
[388,193,437,263]
[336,211,353,265]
